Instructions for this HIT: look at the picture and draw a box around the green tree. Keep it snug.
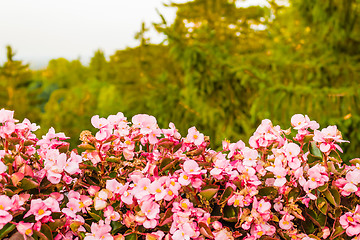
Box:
[0,46,42,122]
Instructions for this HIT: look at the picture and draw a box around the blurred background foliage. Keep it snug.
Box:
[0,0,359,160]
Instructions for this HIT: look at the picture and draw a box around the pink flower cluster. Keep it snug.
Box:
[0,109,358,240]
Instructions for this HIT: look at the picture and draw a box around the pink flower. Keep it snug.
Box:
[0,108,15,123]
[256,199,271,214]
[84,220,113,240]
[182,160,203,175]
[0,195,12,211]
[24,199,52,221]
[88,186,100,196]
[242,147,258,167]
[149,180,166,201]
[133,178,151,200]
[291,114,319,130]
[17,221,34,236]
[141,200,160,220]
[185,127,204,146]
[266,164,287,187]
[132,114,158,135]
[0,210,12,226]
[279,214,295,230]
[313,126,349,153]
[302,164,329,193]
[104,206,120,224]
[0,161,7,174]
[106,179,126,195]
[178,172,191,186]
[91,115,109,129]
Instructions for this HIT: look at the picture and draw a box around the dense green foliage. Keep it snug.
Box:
[1,0,359,160]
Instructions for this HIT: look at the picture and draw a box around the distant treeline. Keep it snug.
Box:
[1,0,359,161]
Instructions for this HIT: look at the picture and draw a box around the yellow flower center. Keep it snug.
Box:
[25,229,32,236]
[311,177,316,182]
[0,205,3,210]
[79,202,85,208]
[234,199,240,206]
[183,175,189,180]
[348,216,354,222]
[168,190,173,196]
[156,188,162,193]
[181,202,188,209]
[38,209,45,215]
[193,135,198,139]
[257,231,264,236]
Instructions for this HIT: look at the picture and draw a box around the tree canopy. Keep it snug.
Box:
[1,0,359,160]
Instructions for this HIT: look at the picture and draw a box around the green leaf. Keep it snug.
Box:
[309,142,322,159]
[222,205,238,222]
[106,157,121,163]
[108,172,117,178]
[48,218,66,231]
[78,143,96,150]
[317,183,328,192]
[306,208,326,227]
[159,157,173,170]
[41,224,53,240]
[350,158,360,165]
[219,186,233,205]
[125,233,137,240]
[88,211,101,221]
[199,185,219,200]
[316,197,328,215]
[287,187,301,201]
[330,223,345,239]
[0,223,16,239]
[308,234,321,240]
[324,187,340,207]
[159,207,173,226]
[111,221,124,235]
[302,219,315,234]
[19,177,39,190]
[173,142,182,153]
[258,187,278,199]
[34,230,48,240]
[328,151,342,163]
[70,221,83,233]
[307,155,321,166]
[198,222,214,238]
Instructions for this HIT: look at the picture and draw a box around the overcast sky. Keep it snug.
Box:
[0,0,267,68]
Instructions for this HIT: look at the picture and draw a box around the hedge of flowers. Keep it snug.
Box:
[0,108,359,240]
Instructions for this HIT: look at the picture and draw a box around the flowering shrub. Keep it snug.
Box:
[0,109,359,239]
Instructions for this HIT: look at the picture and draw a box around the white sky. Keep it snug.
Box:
[0,0,268,68]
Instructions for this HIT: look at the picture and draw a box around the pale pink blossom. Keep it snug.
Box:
[17,221,34,236]
[185,127,204,146]
[279,214,295,230]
